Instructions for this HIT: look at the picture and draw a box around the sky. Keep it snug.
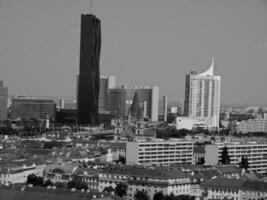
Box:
[0,0,267,105]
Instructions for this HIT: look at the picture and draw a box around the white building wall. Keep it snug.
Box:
[151,86,159,121]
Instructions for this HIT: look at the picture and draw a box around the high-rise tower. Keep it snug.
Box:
[0,81,8,121]
[77,14,101,125]
[184,58,221,128]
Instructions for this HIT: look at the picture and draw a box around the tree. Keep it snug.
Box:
[55,182,65,188]
[165,193,176,200]
[176,195,195,200]
[27,174,43,186]
[197,157,205,165]
[114,182,128,197]
[118,156,126,164]
[239,156,249,171]
[153,191,165,200]
[43,179,53,187]
[67,176,88,190]
[220,146,230,165]
[134,190,149,200]
[103,186,114,193]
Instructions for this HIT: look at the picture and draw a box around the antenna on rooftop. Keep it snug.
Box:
[90,0,94,14]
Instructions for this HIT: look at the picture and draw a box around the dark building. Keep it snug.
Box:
[9,98,56,120]
[0,81,8,121]
[77,14,101,125]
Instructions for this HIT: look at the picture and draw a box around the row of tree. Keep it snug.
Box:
[136,191,195,200]
[103,183,195,200]
[27,174,88,190]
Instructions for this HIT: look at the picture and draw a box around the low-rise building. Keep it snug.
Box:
[98,165,194,200]
[0,161,46,184]
[200,177,267,200]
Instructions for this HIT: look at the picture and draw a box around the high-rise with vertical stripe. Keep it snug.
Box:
[184,58,221,128]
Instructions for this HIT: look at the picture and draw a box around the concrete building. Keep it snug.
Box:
[230,119,267,134]
[0,81,8,121]
[184,58,221,129]
[126,138,194,166]
[176,117,213,130]
[205,141,267,175]
[9,97,56,120]
[158,96,168,122]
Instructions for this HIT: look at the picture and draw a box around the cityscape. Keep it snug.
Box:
[0,1,267,200]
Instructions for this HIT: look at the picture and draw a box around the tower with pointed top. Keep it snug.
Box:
[184,58,221,128]
[77,13,101,125]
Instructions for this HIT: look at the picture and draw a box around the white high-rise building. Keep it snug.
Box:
[184,58,221,129]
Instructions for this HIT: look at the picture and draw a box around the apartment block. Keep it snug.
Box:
[126,139,194,166]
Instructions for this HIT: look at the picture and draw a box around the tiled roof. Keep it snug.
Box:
[201,177,245,189]
[101,165,190,179]
[240,181,267,192]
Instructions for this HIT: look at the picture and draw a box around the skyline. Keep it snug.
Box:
[1,0,267,105]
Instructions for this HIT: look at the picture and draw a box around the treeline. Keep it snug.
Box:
[135,190,195,200]
[27,174,88,190]
[156,127,231,139]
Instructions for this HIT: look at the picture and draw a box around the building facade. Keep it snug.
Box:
[98,165,193,200]
[184,58,221,129]
[126,139,194,165]
[205,141,267,175]
[0,81,8,121]
[158,96,168,122]
[9,98,56,120]
[230,119,267,134]
[77,14,101,125]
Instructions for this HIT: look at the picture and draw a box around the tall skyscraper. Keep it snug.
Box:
[77,14,101,125]
[0,81,8,121]
[184,58,221,128]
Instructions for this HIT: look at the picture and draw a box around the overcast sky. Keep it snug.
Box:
[0,0,267,105]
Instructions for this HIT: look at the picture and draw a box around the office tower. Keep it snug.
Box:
[130,91,141,118]
[0,81,8,121]
[184,58,221,128]
[10,97,56,120]
[124,86,159,121]
[77,14,101,125]
[158,96,168,122]
[99,76,116,113]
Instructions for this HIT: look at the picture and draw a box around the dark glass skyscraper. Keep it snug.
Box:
[77,14,101,125]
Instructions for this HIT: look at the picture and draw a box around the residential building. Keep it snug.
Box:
[126,138,194,165]
[0,80,8,121]
[230,119,267,134]
[43,164,78,184]
[77,14,101,125]
[9,97,56,120]
[184,58,221,129]
[200,177,267,200]
[205,141,267,175]
[98,165,193,200]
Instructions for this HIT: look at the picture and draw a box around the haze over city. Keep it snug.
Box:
[1,0,267,105]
